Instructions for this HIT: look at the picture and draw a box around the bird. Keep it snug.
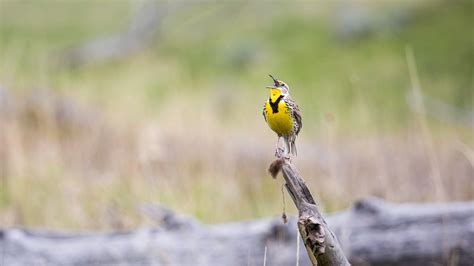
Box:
[262,74,302,158]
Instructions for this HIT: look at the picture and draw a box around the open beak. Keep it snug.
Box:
[269,74,278,84]
[267,74,279,89]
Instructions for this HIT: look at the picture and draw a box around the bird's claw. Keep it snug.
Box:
[275,147,285,158]
[275,147,291,161]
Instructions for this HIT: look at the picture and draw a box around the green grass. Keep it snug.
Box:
[2,1,472,116]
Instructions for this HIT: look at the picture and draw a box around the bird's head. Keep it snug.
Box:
[266,74,290,100]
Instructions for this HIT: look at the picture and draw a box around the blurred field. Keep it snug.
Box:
[0,0,473,230]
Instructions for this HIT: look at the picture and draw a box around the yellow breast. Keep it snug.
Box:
[264,101,294,136]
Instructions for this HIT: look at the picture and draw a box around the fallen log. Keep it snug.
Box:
[1,198,473,266]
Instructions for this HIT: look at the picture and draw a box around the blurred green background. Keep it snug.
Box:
[0,0,472,230]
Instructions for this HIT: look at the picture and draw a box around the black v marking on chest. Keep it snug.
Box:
[269,95,284,114]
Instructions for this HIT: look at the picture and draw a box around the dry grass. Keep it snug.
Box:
[1,86,472,230]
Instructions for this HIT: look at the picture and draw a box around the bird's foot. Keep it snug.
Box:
[275,148,292,161]
[275,147,285,158]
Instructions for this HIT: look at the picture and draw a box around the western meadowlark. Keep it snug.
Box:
[262,74,302,158]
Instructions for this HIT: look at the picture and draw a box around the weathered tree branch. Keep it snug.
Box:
[270,158,350,265]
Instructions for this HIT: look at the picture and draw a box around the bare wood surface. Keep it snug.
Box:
[270,158,350,265]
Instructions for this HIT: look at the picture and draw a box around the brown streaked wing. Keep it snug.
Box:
[287,97,302,135]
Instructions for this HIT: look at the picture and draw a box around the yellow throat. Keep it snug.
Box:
[270,88,282,103]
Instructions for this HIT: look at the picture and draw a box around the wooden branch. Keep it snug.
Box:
[270,158,350,266]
